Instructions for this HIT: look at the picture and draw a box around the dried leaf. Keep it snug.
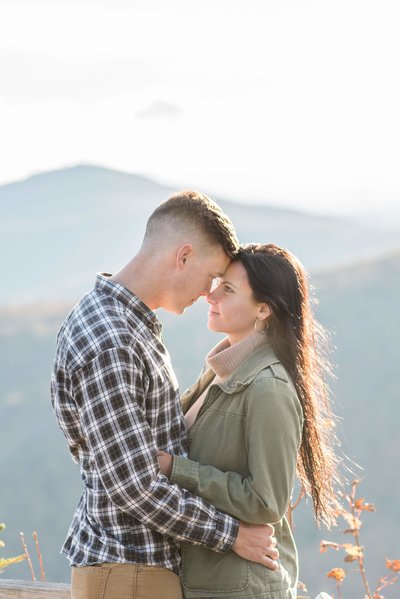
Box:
[354,497,365,507]
[320,540,341,553]
[359,503,375,512]
[297,580,308,592]
[344,554,359,562]
[386,558,400,572]
[354,498,376,512]
[327,567,346,582]
[343,543,364,558]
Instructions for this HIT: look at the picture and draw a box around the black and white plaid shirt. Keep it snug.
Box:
[51,274,238,574]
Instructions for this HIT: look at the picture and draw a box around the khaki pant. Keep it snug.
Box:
[71,563,183,599]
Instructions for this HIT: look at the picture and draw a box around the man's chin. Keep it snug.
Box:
[164,299,195,315]
[183,299,195,311]
[172,303,191,315]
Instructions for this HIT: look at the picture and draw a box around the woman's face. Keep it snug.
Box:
[207,260,269,344]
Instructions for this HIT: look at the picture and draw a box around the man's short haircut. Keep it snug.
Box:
[145,190,240,258]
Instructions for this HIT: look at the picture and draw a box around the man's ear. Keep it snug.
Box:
[176,244,193,270]
[257,303,272,321]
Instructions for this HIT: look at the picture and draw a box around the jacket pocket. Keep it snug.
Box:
[181,543,249,593]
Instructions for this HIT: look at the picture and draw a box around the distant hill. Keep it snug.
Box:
[1,249,399,597]
[1,164,399,304]
[296,249,400,597]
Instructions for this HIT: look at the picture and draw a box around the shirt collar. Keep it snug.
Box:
[95,273,163,337]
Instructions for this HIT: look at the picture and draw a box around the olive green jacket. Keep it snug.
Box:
[170,342,304,599]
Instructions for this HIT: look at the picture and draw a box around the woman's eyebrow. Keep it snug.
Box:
[220,278,238,288]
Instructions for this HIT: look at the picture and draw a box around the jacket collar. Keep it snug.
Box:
[217,341,280,394]
[181,342,281,413]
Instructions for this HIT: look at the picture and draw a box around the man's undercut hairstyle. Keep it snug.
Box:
[145,190,240,258]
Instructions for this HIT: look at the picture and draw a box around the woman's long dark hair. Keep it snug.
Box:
[237,243,341,527]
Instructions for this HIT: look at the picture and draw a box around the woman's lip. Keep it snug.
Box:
[208,311,219,316]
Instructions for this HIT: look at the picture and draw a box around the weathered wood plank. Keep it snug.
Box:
[0,578,311,599]
[0,579,70,598]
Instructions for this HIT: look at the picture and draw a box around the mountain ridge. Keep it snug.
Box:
[2,164,399,305]
[0,163,346,220]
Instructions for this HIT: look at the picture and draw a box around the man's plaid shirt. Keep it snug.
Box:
[51,274,238,574]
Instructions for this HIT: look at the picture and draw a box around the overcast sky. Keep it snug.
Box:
[1,0,399,214]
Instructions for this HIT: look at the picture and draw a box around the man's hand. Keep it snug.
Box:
[232,522,279,570]
[157,450,173,478]
[157,452,279,569]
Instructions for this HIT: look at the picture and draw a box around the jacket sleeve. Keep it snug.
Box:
[170,377,303,524]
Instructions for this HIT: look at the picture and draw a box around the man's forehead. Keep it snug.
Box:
[215,256,231,277]
[204,245,231,275]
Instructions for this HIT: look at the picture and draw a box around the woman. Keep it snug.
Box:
[158,243,340,599]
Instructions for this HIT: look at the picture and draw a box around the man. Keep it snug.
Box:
[51,191,278,599]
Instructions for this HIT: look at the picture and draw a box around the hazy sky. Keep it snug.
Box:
[1,0,399,214]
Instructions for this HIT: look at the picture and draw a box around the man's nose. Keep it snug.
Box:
[206,289,217,303]
[203,278,215,296]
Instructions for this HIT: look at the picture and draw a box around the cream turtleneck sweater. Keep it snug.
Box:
[185,332,268,429]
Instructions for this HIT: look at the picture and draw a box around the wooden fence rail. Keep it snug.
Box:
[0,578,312,598]
[0,579,70,598]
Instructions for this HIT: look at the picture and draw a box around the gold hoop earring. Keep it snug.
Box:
[254,317,268,334]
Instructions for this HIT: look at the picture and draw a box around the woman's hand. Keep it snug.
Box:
[157,450,173,478]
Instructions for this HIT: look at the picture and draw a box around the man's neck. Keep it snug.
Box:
[111,254,164,311]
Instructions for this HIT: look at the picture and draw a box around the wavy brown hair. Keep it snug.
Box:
[237,243,341,527]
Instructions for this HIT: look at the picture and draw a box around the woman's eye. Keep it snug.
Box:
[224,285,233,293]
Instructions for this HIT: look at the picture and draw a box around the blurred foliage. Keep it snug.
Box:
[0,523,25,574]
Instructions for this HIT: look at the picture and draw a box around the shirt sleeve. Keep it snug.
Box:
[72,346,238,551]
[170,377,303,524]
